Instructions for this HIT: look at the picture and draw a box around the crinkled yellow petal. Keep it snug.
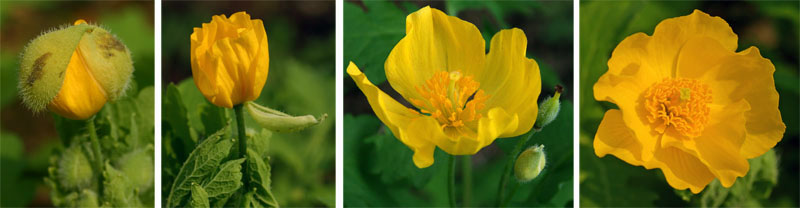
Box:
[48,50,108,120]
[398,116,443,168]
[693,101,750,187]
[430,107,518,155]
[347,62,437,168]
[676,37,785,159]
[481,28,540,137]
[594,33,664,162]
[385,6,485,102]
[651,9,738,76]
[190,11,268,108]
[594,109,645,165]
[646,146,716,194]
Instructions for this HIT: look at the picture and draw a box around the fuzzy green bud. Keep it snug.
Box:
[73,189,99,207]
[534,85,562,130]
[116,146,154,191]
[57,144,93,190]
[514,144,546,183]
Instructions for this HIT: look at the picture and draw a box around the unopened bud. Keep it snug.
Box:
[18,19,133,120]
[514,144,546,182]
[57,144,93,190]
[534,85,562,130]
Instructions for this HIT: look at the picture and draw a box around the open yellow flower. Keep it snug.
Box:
[19,19,133,120]
[348,6,541,168]
[190,11,269,108]
[593,10,785,193]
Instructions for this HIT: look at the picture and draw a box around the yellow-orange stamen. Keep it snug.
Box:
[644,78,712,138]
[409,71,489,136]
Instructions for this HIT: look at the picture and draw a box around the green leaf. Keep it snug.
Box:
[343,0,406,85]
[164,84,193,143]
[166,127,234,207]
[190,184,210,208]
[246,149,279,208]
[203,158,245,207]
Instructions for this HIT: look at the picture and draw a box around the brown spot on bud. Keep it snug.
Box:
[27,52,52,86]
[97,33,125,58]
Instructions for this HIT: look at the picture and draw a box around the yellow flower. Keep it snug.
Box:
[593,10,785,193]
[19,19,133,120]
[190,11,269,108]
[348,6,541,168]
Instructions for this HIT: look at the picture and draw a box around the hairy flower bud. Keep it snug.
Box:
[18,19,134,120]
[514,144,546,183]
[57,144,93,190]
[534,85,562,130]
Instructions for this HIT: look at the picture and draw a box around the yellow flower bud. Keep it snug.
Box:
[190,11,269,108]
[514,144,546,183]
[18,19,134,120]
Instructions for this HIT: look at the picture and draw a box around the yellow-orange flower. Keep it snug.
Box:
[190,11,269,108]
[593,10,785,193]
[348,6,541,168]
[19,19,133,120]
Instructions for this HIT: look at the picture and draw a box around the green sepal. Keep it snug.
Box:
[18,23,91,112]
[245,101,326,133]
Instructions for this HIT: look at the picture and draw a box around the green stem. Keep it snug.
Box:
[448,154,456,207]
[496,129,537,207]
[234,104,249,192]
[461,156,472,207]
[87,117,104,199]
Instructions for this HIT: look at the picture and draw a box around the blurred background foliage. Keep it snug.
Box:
[579,0,799,207]
[160,1,335,207]
[344,0,573,207]
[0,1,154,207]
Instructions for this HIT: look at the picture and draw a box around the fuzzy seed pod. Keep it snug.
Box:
[18,19,133,120]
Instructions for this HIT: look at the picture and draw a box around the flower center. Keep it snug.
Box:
[409,71,490,136]
[644,78,712,138]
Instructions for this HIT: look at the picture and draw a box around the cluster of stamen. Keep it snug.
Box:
[643,78,712,138]
[409,71,489,136]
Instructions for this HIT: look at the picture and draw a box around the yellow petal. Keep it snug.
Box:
[347,62,437,168]
[385,6,485,102]
[594,109,645,166]
[676,37,785,159]
[650,10,738,76]
[190,12,268,108]
[48,50,108,120]
[430,107,518,155]
[647,146,716,194]
[397,116,442,168]
[481,28,541,137]
[693,101,750,187]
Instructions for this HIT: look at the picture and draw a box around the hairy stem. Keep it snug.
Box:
[87,116,104,200]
